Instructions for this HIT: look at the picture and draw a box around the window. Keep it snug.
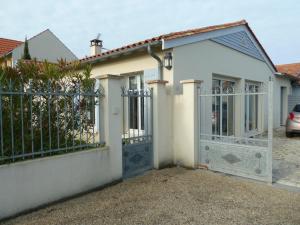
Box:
[245,83,259,134]
[212,79,235,136]
[128,74,145,130]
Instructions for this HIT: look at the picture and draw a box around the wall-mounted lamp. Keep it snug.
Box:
[164,52,172,70]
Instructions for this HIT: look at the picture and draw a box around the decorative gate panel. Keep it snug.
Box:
[198,78,273,183]
[122,88,153,178]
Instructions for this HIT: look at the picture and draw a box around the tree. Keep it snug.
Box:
[22,36,31,60]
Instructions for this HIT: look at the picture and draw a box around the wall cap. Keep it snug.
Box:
[0,146,109,169]
[146,80,169,85]
[180,79,203,84]
[99,74,122,80]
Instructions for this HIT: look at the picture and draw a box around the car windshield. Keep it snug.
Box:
[293,105,300,112]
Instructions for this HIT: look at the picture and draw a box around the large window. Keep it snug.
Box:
[129,74,144,130]
[212,79,235,136]
[245,83,259,134]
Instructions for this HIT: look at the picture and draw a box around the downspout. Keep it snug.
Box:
[147,45,163,80]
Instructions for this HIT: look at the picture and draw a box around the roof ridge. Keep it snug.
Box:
[276,62,300,66]
[0,37,23,43]
[161,19,247,39]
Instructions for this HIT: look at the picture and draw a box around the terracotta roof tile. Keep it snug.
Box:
[0,38,23,56]
[78,20,248,63]
[276,63,300,77]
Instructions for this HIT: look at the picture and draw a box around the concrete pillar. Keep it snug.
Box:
[99,74,123,180]
[174,79,202,168]
[147,80,172,169]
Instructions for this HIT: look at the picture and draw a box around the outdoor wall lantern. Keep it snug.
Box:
[164,52,173,70]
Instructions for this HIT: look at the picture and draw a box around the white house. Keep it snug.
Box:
[0,29,77,67]
[80,20,290,130]
[76,20,291,181]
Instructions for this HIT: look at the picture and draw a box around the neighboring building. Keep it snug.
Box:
[276,62,300,113]
[0,29,77,67]
[276,62,300,95]
[79,19,290,130]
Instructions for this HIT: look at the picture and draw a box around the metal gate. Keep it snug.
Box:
[198,79,273,183]
[121,88,153,178]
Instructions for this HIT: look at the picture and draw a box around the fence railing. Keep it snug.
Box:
[0,79,104,164]
[121,88,153,145]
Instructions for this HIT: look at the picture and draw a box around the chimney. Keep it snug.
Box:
[90,36,102,56]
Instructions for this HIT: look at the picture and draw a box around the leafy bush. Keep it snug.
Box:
[0,59,101,164]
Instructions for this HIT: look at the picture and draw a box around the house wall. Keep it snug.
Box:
[292,86,300,96]
[11,30,77,65]
[273,77,291,125]
[172,39,290,129]
[89,51,173,83]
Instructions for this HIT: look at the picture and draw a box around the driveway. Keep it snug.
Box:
[273,127,300,187]
[2,168,300,225]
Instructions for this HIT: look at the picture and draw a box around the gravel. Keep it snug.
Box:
[2,168,300,225]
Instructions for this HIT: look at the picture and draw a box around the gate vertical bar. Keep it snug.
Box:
[267,76,273,184]
[98,84,102,144]
[0,82,3,158]
[9,80,15,161]
[29,81,34,158]
[48,81,52,152]
[20,83,25,159]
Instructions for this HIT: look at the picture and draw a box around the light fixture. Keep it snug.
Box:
[164,52,172,70]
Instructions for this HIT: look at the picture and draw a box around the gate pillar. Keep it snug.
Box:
[174,79,202,169]
[147,80,172,169]
[99,74,123,180]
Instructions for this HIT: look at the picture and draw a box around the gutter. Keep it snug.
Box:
[147,45,163,80]
[275,72,300,86]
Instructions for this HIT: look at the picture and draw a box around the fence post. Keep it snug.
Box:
[146,80,172,169]
[99,74,123,180]
[174,79,202,169]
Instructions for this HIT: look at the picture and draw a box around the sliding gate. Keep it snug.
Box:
[121,88,153,178]
[198,79,273,183]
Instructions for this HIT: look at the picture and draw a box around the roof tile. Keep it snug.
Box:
[276,63,300,77]
[0,38,23,56]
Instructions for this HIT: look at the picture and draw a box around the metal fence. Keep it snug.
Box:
[0,79,104,164]
[121,88,153,145]
[197,79,273,183]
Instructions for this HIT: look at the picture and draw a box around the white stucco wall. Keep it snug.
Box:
[0,147,122,220]
[172,39,290,129]
[12,30,77,65]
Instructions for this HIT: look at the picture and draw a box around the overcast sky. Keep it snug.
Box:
[1,0,299,64]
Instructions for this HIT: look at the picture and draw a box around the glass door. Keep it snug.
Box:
[128,74,145,132]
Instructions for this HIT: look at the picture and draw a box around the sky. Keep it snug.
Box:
[0,0,299,64]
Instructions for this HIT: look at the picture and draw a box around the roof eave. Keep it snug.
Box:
[275,72,300,82]
[80,41,162,65]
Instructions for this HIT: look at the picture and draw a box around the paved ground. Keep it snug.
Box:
[273,127,300,187]
[2,168,300,225]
